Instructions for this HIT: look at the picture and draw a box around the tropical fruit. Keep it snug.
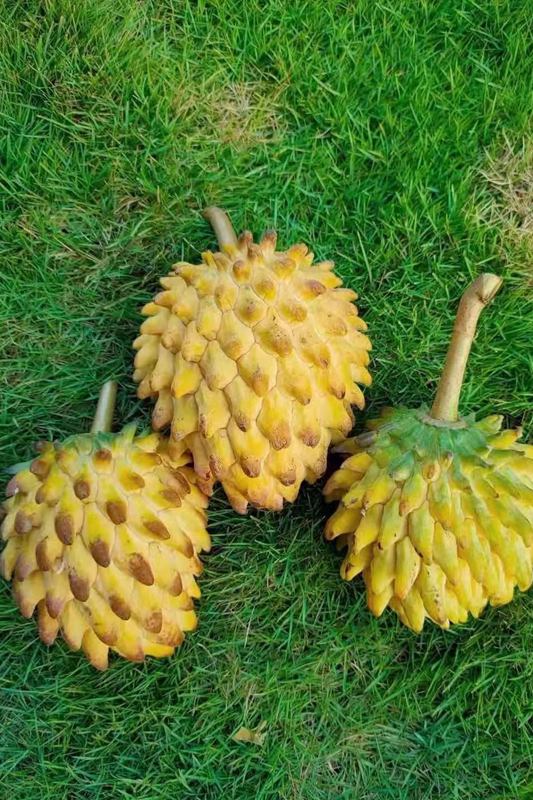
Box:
[324,274,533,631]
[134,207,371,513]
[0,382,210,669]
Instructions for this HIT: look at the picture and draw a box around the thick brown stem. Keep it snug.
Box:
[90,380,118,434]
[430,274,502,422]
[203,206,238,250]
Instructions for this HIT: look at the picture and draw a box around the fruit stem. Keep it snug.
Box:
[203,206,238,250]
[430,274,502,422]
[90,380,118,434]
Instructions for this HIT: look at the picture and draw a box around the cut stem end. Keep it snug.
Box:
[430,273,502,423]
[91,381,118,434]
[203,206,238,250]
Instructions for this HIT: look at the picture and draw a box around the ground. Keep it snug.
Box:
[1,2,532,798]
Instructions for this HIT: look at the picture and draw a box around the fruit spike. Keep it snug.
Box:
[0,381,210,669]
[134,205,372,513]
[324,274,533,632]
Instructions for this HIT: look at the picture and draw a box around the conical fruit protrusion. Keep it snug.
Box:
[134,207,371,512]
[324,276,533,631]
[0,384,210,669]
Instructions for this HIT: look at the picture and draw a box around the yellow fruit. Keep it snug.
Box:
[324,406,532,630]
[1,383,210,670]
[134,207,371,513]
[324,274,533,631]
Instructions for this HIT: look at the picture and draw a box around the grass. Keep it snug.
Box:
[0,1,532,798]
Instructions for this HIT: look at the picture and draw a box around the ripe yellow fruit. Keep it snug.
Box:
[324,274,533,631]
[134,207,371,513]
[0,383,210,669]
[325,409,533,631]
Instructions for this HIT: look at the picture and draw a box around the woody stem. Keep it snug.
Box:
[203,206,238,249]
[91,380,118,434]
[430,274,502,422]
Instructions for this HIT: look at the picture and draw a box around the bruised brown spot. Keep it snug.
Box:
[106,500,127,524]
[14,511,33,534]
[38,618,59,646]
[159,627,185,647]
[268,326,292,356]
[198,414,208,436]
[224,338,246,360]
[14,555,32,580]
[55,513,74,544]
[46,594,65,619]
[169,471,191,495]
[269,424,291,451]
[251,370,269,396]
[120,471,145,491]
[284,301,307,322]
[208,456,224,479]
[178,536,194,558]
[110,595,131,620]
[248,243,262,259]
[424,463,437,480]
[13,586,34,618]
[238,230,253,249]
[233,260,250,281]
[181,595,194,611]
[261,229,277,249]
[90,539,111,567]
[170,573,183,596]
[144,610,163,633]
[5,477,20,497]
[305,279,326,296]
[312,454,327,477]
[74,479,91,500]
[279,469,297,486]
[35,486,48,504]
[330,384,346,400]
[144,519,170,540]
[299,428,321,447]
[35,540,51,571]
[240,300,261,323]
[241,458,261,478]
[328,316,348,336]
[129,553,154,585]
[30,459,50,478]
[234,413,250,432]
[129,648,146,663]
[93,448,112,464]
[161,489,182,505]
[94,628,117,647]
[69,571,90,601]
[254,278,276,300]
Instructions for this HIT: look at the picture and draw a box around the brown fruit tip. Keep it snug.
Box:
[144,519,170,540]
[14,511,33,534]
[55,513,74,544]
[106,500,127,525]
[110,595,131,620]
[74,479,91,500]
[30,459,50,478]
[5,477,19,497]
[69,571,90,602]
[90,539,111,567]
[129,553,154,586]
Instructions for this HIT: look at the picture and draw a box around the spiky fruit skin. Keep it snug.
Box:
[133,230,371,513]
[324,408,533,631]
[0,426,210,670]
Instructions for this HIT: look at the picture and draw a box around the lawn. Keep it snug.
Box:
[1,1,532,798]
